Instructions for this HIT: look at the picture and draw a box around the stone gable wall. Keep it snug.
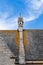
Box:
[0,30,43,65]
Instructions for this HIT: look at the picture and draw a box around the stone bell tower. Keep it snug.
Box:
[18,16,25,64]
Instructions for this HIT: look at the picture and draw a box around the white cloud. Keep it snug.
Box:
[31,0,43,10]
[0,20,18,30]
[24,0,43,22]
[0,3,18,30]
[0,12,18,30]
[23,15,35,22]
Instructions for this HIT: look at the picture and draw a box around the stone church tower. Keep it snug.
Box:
[18,16,25,64]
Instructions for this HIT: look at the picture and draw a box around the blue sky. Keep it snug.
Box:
[0,0,43,30]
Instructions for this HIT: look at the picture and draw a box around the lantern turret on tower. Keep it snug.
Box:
[18,17,23,27]
[18,17,24,31]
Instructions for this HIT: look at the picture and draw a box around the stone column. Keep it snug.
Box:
[19,27,25,64]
